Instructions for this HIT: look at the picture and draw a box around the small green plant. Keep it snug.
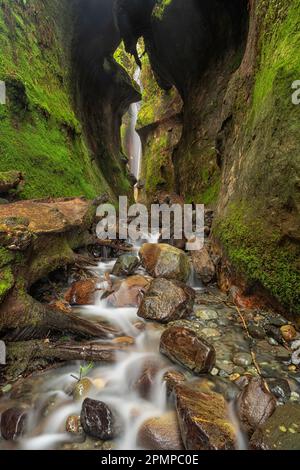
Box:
[71,362,94,382]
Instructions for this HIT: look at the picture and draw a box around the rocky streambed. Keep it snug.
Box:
[0,231,300,450]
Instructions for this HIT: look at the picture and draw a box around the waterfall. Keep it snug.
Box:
[125,68,142,181]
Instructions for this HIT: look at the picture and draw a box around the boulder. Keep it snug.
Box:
[191,246,215,285]
[138,412,184,450]
[160,323,216,374]
[139,243,191,282]
[236,377,276,435]
[0,407,27,441]
[250,403,300,450]
[175,381,236,450]
[112,254,140,277]
[138,278,195,323]
[65,279,97,306]
[106,275,150,308]
[80,398,121,440]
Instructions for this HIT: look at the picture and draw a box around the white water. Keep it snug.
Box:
[125,68,142,180]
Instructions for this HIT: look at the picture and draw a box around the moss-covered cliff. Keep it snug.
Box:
[0,0,131,200]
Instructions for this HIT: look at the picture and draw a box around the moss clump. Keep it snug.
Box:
[0,266,14,302]
[153,0,173,20]
[0,0,110,199]
[0,246,14,268]
[215,202,300,315]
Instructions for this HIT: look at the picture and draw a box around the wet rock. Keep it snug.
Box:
[112,254,140,277]
[132,363,160,399]
[248,323,266,340]
[66,415,83,435]
[73,378,94,401]
[65,279,97,306]
[233,353,252,367]
[280,325,297,342]
[106,275,150,308]
[0,408,27,441]
[138,412,184,450]
[163,370,186,396]
[265,325,284,344]
[250,403,300,450]
[138,278,195,323]
[49,299,72,315]
[160,324,216,374]
[191,246,215,284]
[266,378,291,403]
[139,243,191,282]
[195,308,218,321]
[201,327,221,339]
[80,398,121,440]
[236,377,276,435]
[175,381,236,450]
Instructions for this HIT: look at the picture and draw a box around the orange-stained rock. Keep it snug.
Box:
[65,279,97,306]
[106,275,150,308]
[138,412,184,450]
[139,243,191,282]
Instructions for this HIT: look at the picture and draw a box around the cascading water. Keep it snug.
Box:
[124,68,143,181]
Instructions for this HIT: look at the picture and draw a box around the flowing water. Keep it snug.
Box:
[125,67,142,180]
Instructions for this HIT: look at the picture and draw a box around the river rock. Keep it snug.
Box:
[160,323,216,374]
[232,352,252,367]
[66,415,83,435]
[132,362,160,399]
[248,323,266,340]
[138,412,184,450]
[106,275,150,308]
[280,325,297,342]
[112,254,140,277]
[266,378,291,403]
[163,370,186,396]
[139,243,191,282]
[138,278,195,323]
[175,381,236,450]
[0,407,27,440]
[250,403,300,450]
[191,246,215,284]
[73,378,94,401]
[80,398,121,440]
[236,377,276,435]
[65,279,97,306]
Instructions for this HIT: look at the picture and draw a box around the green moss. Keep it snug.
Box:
[0,0,111,199]
[215,202,300,315]
[0,246,14,268]
[0,265,14,302]
[153,0,173,20]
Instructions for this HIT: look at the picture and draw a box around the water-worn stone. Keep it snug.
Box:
[139,243,191,282]
[138,278,195,323]
[191,246,215,284]
[0,407,27,440]
[66,415,83,435]
[112,254,140,277]
[138,412,184,450]
[160,324,216,374]
[248,323,266,340]
[106,275,150,308]
[233,353,252,367]
[175,381,236,450]
[237,377,276,435]
[65,279,97,306]
[80,398,120,440]
[73,378,94,401]
[132,363,160,399]
[266,378,291,403]
[163,370,186,396]
[280,325,297,342]
[250,403,300,450]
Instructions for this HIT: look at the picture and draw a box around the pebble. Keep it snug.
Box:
[195,309,218,321]
[269,316,287,327]
[290,392,300,402]
[280,325,297,342]
[233,352,252,367]
[201,328,221,338]
[210,368,219,377]
[288,365,297,373]
[229,373,241,382]
[268,337,279,346]
[0,384,12,394]
[248,323,265,340]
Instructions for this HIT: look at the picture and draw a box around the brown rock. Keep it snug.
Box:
[132,362,160,399]
[138,412,184,450]
[66,415,82,435]
[237,377,276,435]
[49,299,72,314]
[80,398,121,440]
[160,324,216,374]
[0,407,27,441]
[191,246,215,284]
[106,275,150,308]
[65,279,97,306]
[73,378,94,401]
[138,278,195,323]
[163,370,186,396]
[175,381,236,450]
[280,325,297,342]
[139,243,191,282]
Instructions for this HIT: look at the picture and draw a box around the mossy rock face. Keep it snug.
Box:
[215,0,300,317]
[0,0,114,200]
